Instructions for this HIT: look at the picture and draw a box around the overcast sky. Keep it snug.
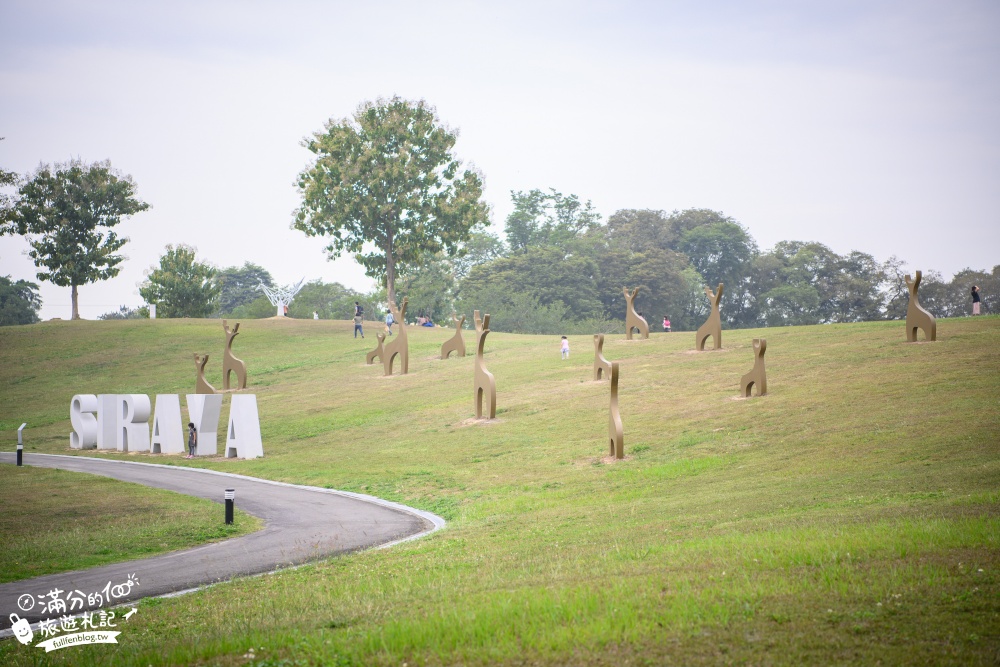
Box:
[2,0,998,320]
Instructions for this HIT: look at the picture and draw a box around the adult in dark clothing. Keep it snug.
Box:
[972,286,981,315]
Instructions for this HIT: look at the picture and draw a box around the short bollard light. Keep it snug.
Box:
[225,488,235,525]
[16,423,26,466]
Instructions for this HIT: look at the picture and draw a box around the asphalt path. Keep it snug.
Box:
[0,453,443,629]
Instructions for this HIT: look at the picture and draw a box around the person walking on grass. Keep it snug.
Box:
[972,285,981,315]
[561,335,570,360]
[186,422,197,459]
[385,310,395,336]
[354,312,364,338]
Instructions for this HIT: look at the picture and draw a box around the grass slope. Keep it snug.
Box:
[0,316,998,666]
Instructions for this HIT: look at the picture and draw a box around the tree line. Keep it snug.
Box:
[1,103,995,329]
[389,196,997,334]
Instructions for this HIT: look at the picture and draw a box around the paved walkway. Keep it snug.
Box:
[0,453,443,629]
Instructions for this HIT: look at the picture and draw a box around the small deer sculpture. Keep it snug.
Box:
[739,338,767,398]
[905,271,937,342]
[473,310,496,420]
[366,333,386,365]
[593,333,612,381]
[222,320,247,390]
[695,283,724,351]
[194,353,217,394]
[440,313,467,359]
[382,297,409,376]
[608,361,624,459]
[623,287,649,340]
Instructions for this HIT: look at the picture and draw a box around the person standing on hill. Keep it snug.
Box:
[663,316,671,333]
[354,312,364,338]
[186,422,197,459]
[560,335,570,360]
[972,285,981,315]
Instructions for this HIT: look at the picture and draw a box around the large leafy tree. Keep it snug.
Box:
[294,97,490,305]
[287,280,363,320]
[216,262,274,315]
[678,218,758,327]
[504,188,601,254]
[0,159,149,319]
[0,275,42,325]
[139,245,219,318]
[396,253,457,321]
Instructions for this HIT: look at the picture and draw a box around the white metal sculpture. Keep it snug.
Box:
[117,394,151,452]
[70,395,98,449]
[260,278,306,317]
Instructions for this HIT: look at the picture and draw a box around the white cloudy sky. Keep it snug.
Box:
[2,0,998,320]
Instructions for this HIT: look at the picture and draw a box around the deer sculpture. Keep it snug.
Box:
[440,313,467,359]
[222,320,248,391]
[473,310,496,420]
[739,338,767,398]
[623,287,649,340]
[905,271,937,342]
[593,334,612,381]
[382,297,409,375]
[608,361,624,459]
[695,283,724,351]
[194,353,217,394]
[366,333,386,365]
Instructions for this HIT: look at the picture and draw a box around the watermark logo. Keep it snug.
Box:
[8,574,140,652]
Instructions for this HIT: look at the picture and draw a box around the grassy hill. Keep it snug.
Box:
[0,315,998,665]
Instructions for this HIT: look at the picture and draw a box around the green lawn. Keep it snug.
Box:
[0,315,997,665]
[0,466,260,583]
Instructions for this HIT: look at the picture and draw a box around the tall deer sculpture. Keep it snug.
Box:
[608,361,624,459]
[366,333,386,365]
[194,353,217,394]
[382,298,409,375]
[623,287,649,340]
[440,313,466,359]
[222,320,247,390]
[593,334,612,381]
[695,283,724,351]
[473,310,496,420]
[739,338,767,397]
[905,271,937,342]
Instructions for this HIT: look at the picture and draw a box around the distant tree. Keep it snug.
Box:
[0,159,149,319]
[456,281,568,334]
[228,296,276,320]
[0,275,42,325]
[294,97,490,305]
[952,266,1000,315]
[664,208,736,239]
[287,280,363,320]
[597,209,693,328]
[678,219,758,327]
[0,147,17,210]
[396,253,456,321]
[461,243,605,321]
[504,188,601,254]
[452,231,506,282]
[98,305,147,320]
[216,262,274,315]
[604,209,680,254]
[139,245,219,318]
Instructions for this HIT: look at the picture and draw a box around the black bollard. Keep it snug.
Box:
[225,489,235,525]
[16,423,26,466]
